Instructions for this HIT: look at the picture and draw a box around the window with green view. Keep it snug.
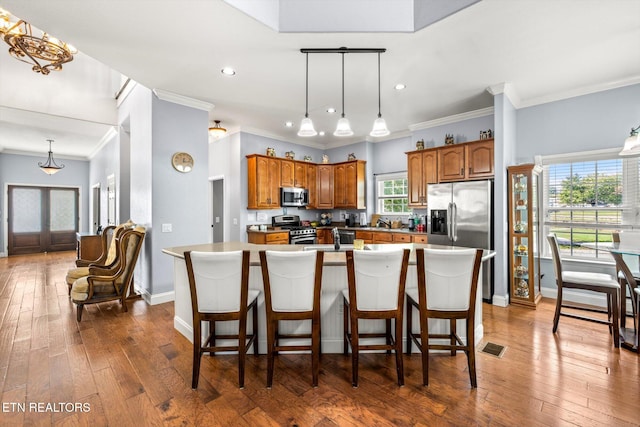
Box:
[376,174,410,215]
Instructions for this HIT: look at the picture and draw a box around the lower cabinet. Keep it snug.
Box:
[247,231,289,244]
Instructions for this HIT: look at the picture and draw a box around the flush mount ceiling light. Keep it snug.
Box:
[208,120,227,138]
[395,83,406,90]
[297,52,317,137]
[221,67,236,76]
[370,52,390,137]
[300,47,386,138]
[0,8,77,75]
[38,139,65,175]
[619,124,640,157]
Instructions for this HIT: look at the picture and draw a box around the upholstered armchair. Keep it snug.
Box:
[65,220,133,294]
[70,226,146,321]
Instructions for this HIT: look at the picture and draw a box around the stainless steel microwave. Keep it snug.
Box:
[280,187,309,207]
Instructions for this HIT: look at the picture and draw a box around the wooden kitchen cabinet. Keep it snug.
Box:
[306,163,317,208]
[407,148,437,207]
[438,145,466,182]
[316,228,331,244]
[316,164,334,209]
[467,140,494,179]
[293,161,308,188]
[247,154,281,209]
[355,230,373,243]
[334,160,366,209]
[247,231,289,244]
[438,139,494,182]
[372,232,393,243]
[280,159,295,187]
[392,233,411,243]
[412,234,428,243]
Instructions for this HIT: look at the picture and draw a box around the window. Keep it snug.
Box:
[542,149,640,260]
[376,173,410,215]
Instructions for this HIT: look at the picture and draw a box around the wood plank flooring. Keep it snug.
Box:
[1,251,638,426]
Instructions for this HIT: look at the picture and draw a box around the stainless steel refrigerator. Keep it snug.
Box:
[427,180,494,302]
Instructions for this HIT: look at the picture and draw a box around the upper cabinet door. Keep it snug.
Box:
[280,159,295,187]
[467,140,494,179]
[407,152,425,207]
[438,145,465,182]
[294,161,307,188]
[317,164,334,209]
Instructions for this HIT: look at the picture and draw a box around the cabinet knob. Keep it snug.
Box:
[460,168,464,176]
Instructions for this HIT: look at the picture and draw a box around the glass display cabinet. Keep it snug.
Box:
[508,163,542,308]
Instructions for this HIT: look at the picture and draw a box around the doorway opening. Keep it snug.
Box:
[211,178,224,243]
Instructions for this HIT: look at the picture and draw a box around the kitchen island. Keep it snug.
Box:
[162,242,495,353]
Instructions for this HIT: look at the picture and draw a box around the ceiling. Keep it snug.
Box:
[0,0,639,159]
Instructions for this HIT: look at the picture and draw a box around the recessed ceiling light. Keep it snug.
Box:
[326,107,336,113]
[221,67,236,76]
[395,84,406,90]
[285,121,293,127]
[319,131,325,136]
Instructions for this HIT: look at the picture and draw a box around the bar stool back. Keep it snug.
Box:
[184,250,260,389]
[259,250,324,388]
[343,248,410,387]
[406,247,482,387]
[612,231,640,329]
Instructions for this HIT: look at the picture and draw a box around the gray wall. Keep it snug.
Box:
[150,94,210,295]
[88,132,119,228]
[0,152,90,255]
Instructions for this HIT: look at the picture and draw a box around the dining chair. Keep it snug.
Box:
[406,247,483,388]
[259,250,324,388]
[343,248,410,387]
[612,231,640,329]
[184,250,260,389]
[547,233,620,347]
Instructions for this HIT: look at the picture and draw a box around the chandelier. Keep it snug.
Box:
[0,8,77,75]
[298,47,388,138]
[39,139,65,175]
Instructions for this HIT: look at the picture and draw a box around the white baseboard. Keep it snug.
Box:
[540,287,607,307]
[0,252,6,258]
[133,284,175,306]
[492,294,509,307]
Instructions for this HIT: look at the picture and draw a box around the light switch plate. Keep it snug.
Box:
[162,223,172,233]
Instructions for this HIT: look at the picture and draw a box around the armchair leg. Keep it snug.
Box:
[76,304,84,322]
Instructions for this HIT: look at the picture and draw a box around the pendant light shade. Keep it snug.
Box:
[298,53,317,137]
[619,125,640,157]
[334,52,353,137]
[208,120,227,138]
[370,52,390,137]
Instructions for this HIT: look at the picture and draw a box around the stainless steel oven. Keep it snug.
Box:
[272,214,317,244]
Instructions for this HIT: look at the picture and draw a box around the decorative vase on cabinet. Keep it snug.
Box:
[508,163,542,308]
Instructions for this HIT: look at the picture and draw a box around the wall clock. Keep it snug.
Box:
[171,152,194,173]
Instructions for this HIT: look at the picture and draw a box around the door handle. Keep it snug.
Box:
[447,202,453,240]
[452,202,458,242]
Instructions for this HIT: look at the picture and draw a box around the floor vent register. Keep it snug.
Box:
[480,342,506,358]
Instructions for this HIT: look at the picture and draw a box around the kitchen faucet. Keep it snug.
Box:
[332,227,340,251]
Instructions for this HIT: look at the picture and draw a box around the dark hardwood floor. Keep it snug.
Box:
[1,251,638,426]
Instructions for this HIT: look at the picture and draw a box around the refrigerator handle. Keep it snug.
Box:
[447,202,453,240]
[452,202,458,242]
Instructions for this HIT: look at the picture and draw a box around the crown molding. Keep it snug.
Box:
[152,89,214,111]
[486,82,521,107]
[1,148,87,161]
[409,107,494,131]
[238,126,328,150]
[88,126,118,160]
[517,76,640,109]
[365,129,413,143]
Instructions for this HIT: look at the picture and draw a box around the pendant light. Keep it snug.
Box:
[619,125,640,157]
[38,139,65,175]
[297,52,317,137]
[370,52,390,137]
[334,52,353,137]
